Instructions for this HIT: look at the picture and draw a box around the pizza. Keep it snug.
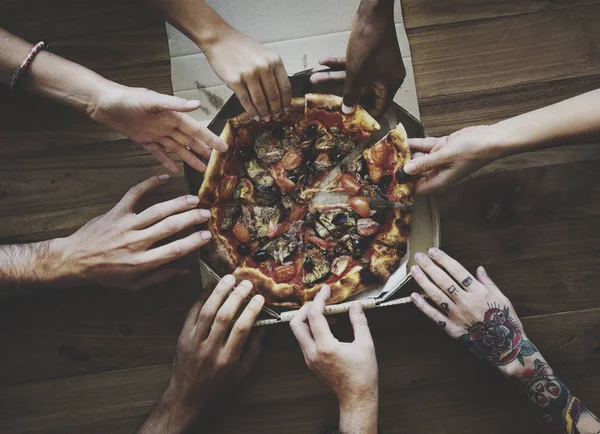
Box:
[324,123,415,206]
[197,93,414,308]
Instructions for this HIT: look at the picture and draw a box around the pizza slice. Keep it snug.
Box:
[325,123,415,206]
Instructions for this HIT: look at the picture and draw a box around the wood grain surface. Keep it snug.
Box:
[1,0,599,433]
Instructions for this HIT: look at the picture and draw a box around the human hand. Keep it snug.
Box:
[201,28,291,121]
[404,125,506,194]
[54,175,212,290]
[168,276,265,411]
[310,0,405,117]
[137,275,265,433]
[410,248,536,377]
[88,82,228,173]
[290,286,378,433]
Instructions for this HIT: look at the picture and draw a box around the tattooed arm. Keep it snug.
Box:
[409,248,600,434]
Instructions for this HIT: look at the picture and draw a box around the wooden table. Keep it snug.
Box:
[1,1,600,432]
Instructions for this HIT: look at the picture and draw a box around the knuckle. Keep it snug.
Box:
[215,313,231,326]
[231,324,249,337]
[197,310,212,323]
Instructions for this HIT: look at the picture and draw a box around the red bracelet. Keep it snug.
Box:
[10,41,50,91]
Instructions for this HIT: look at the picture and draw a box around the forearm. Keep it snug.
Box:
[338,390,379,434]
[0,239,73,288]
[489,89,600,158]
[501,350,600,434]
[0,28,108,113]
[152,0,233,51]
[138,384,200,434]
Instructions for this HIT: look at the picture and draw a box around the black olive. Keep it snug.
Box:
[304,123,319,140]
[283,232,292,240]
[288,173,299,183]
[332,213,348,226]
[252,250,269,262]
[302,172,314,186]
[306,242,316,250]
[272,125,284,139]
[232,206,242,220]
[380,174,392,191]
[360,268,378,284]
[350,212,361,220]
[305,214,315,227]
[395,168,409,183]
[314,211,321,218]
[237,244,250,256]
[334,152,343,161]
[283,254,293,262]
[267,185,282,198]
[238,148,251,161]
[395,217,404,226]
[303,256,314,272]
[334,245,346,256]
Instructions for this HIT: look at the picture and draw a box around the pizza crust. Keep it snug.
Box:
[305,93,380,141]
[233,267,304,308]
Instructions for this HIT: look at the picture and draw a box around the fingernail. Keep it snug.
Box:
[201,231,212,240]
[428,247,440,256]
[158,174,170,181]
[253,294,264,304]
[263,115,271,122]
[200,209,211,218]
[223,274,236,284]
[410,265,419,274]
[342,104,356,114]
[179,269,191,276]
[410,292,420,302]
[414,252,425,263]
[186,99,200,108]
[240,280,253,288]
[186,195,200,205]
[404,162,416,174]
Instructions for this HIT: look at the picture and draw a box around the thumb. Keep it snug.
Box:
[476,266,504,297]
[349,302,373,345]
[404,153,444,176]
[149,92,200,113]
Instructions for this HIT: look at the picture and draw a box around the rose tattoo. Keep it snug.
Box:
[459,305,537,366]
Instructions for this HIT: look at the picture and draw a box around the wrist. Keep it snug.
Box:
[338,386,378,434]
[191,18,235,55]
[41,237,82,286]
[138,382,201,434]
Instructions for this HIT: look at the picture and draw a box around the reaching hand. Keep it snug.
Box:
[310,1,405,117]
[404,125,503,195]
[138,276,265,433]
[169,276,265,410]
[290,286,378,433]
[55,175,212,290]
[410,248,536,376]
[88,83,228,173]
[202,29,291,121]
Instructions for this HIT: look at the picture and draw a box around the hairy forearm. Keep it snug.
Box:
[338,391,379,434]
[151,0,233,51]
[489,89,600,158]
[502,350,600,434]
[0,27,108,113]
[0,239,72,289]
[138,384,199,434]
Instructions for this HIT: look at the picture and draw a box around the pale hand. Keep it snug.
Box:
[88,82,228,173]
[410,248,533,377]
[202,29,291,121]
[404,125,504,195]
[167,275,265,411]
[54,175,212,290]
[290,286,378,411]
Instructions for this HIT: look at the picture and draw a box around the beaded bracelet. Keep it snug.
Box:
[10,41,50,91]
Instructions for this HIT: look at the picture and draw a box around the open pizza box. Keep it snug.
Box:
[184,71,440,326]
